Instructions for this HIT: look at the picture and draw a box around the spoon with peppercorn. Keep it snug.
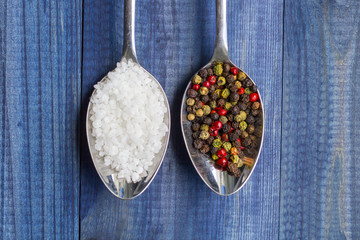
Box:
[86,0,170,199]
[180,0,264,196]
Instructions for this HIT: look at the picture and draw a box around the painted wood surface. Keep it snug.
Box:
[0,0,82,239]
[1,0,360,239]
[80,0,282,239]
[280,1,360,239]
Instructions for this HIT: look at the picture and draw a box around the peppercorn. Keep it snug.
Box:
[227,162,238,172]
[217,98,226,107]
[235,111,247,122]
[236,159,244,168]
[242,137,251,147]
[202,105,211,115]
[212,139,222,148]
[187,113,195,121]
[198,144,209,154]
[195,100,203,109]
[219,116,228,124]
[192,122,200,131]
[238,150,245,158]
[245,108,250,115]
[251,109,260,117]
[212,154,219,160]
[254,128,262,137]
[234,129,241,137]
[195,109,204,117]
[231,105,240,115]
[224,102,232,111]
[209,100,217,109]
[213,64,223,76]
[199,87,209,95]
[238,102,247,110]
[209,85,215,92]
[200,131,210,140]
[255,117,262,126]
[199,69,208,78]
[226,74,235,84]
[234,81,241,89]
[232,122,239,129]
[246,115,255,124]
[227,114,234,122]
[201,95,209,103]
[186,98,195,106]
[243,79,253,87]
[240,131,249,139]
[230,85,238,92]
[210,112,219,120]
[237,71,247,81]
[241,94,249,103]
[239,121,248,131]
[207,68,213,76]
[200,124,209,132]
[223,63,231,73]
[211,146,219,154]
[223,142,231,152]
[244,88,252,95]
[217,76,226,86]
[232,140,241,148]
[206,136,214,145]
[222,123,231,133]
[230,147,238,155]
[192,75,202,84]
[203,117,212,125]
[229,92,240,102]
[252,101,260,110]
[194,139,203,149]
[228,133,237,142]
[186,106,193,113]
[251,85,257,92]
[187,89,198,97]
[221,88,230,99]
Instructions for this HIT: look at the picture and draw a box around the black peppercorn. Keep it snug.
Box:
[251,109,260,116]
[222,72,229,78]
[254,128,262,137]
[195,100,203,109]
[199,69,208,78]
[242,137,251,147]
[203,117,212,125]
[255,117,262,126]
[223,63,231,73]
[211,91,219,100]
[222,123,231,133]
[187,89,198,98]
[192,123,200,132]
[194,139,204,149]
[240,130,249,139]
[217,98,226,107]
[227,162,238,173]
[186,106,192,113]
[192,131,200,139]
[243,79,253,87]
[200,144,210,154]
[201,95,209,103]
[231,105,240,115]
[238,102,247,110]
[229,92,240,102]
[210,112,219,120]
[246,115,255,124]
[245,108,250,115]
[206,136,214,145]
[238,150,245,158]
[226,75,235,84]
[241,94,249,103]
[233,140,241,148]
[227,114,234,122]
[232,122,239,129]
[250,85,257,92]
[230,85,238,92]
[234,129,241,138]
[247,124,255,134]
[228,133,237,142]
[209,85,216,92]
[207,68,213,76]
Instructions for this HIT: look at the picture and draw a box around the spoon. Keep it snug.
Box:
[86,0,170,199]
[180,0,264,196]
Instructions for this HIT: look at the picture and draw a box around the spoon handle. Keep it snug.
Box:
[121,0,138,63]
[211,0,229,62]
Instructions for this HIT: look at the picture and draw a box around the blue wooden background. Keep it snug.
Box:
[0,0,359,239]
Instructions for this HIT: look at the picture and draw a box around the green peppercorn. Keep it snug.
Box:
[213,64,223,76]
[202,105,211,115]
[219,116,228,124]
[192,75,202,84]
[224,102,232,111]
[200,131,210,140]
[244,88,252,95]
[231,101,238,106]
[209,100,217,109]
[187,113,195,121]
[217,76,226,86]
[195,109,204,117]
[186,98,195,106]
[221,88,230,99]
[223,142,232,152]
[230,155,240,164]
[212,139,222,148]
[239,121,248,131]
[234,81,242,89]
[212,154,219,160]
[237,159,244,167]
[237,71,247,81]
[200,124,209,131]
[235,111,247,122]
[199,87,209,95]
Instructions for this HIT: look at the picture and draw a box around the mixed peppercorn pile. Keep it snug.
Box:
[186,62,263,177]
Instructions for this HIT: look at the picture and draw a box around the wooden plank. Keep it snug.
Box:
[0,0,82,239]
[281,1,360,239]
[81,0,283,239]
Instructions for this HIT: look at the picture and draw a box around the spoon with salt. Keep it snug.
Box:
[86,0,170,199]
[180,0,264,196]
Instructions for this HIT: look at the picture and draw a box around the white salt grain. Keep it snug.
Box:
[90,60,168,183]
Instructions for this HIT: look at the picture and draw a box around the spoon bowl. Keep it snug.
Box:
[86,0,170,199]
[180,0,264,196]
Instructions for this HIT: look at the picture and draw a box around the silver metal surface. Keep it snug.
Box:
[180,0,265,196]
[86,0,171,199]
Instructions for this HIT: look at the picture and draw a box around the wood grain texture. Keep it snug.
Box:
[80,0,283,239]
[281,1,360,239]
[0,0,82,239]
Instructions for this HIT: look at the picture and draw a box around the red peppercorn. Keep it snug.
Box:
[231,67,238,75]
[218,109,227,116]
[216,158,228,167]
[213,120,223,130]
[209,127,218,137]
[207,75,217,85]
[210,110,217,114]
[240,146,245,150]
[236,138,241,144]
[217,148,227,158]
[202,102,205,106]
[221,133,229,142]
[192,84,200,91]
[202,81,211,88]
[238,87,245,95]
[249,93,259,102]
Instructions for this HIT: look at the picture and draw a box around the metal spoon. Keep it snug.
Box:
[86,0,170,199]
[180,0,264,196]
